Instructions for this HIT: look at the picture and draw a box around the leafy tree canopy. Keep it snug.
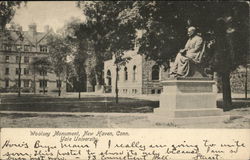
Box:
[0,1,26,29]
[128,1,249,72]
[77,1,137,85]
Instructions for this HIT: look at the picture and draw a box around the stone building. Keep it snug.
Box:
[104,49,170,95]
[0,23,66,93]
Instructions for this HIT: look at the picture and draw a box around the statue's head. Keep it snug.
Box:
[187,26,196,37]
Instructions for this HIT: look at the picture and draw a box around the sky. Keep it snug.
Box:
[11,1,85,32]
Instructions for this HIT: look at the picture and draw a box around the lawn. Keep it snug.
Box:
[0,93,249,128]
[0,94,158,113]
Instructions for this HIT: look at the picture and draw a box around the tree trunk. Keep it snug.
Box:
[78,80,81,99]
[43,70,45,95]
[245,65,248,99]
[18,52,21,97]
[221,72,232,109]
[115,66,119,104]
[33,72,36,94]
[78,90,81,99]
[58,76,61,97]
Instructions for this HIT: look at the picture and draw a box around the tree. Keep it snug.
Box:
[113,54,132,103]
[73,53,87,99]
[63,18,89,99]
[7,23,25,97]
[16,30,24,97]
[128,1,249,108]
[31,57,52,94]
[77,2,110,89]
[0,2,26,96]
[47,33,70,96]
[78,1,136,103]
[0,1,26,29]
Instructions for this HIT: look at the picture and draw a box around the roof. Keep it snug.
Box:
[0,29,52,46]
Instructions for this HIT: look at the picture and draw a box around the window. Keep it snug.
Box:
[15,79,19,86]
[151,89,155,94]
[24,45,31,52]
[56,80,62,88]
[40,70,47,76]
[39,80,47,88]
[40,45,48,52]
[152,65,159,80]
[16,68,20,75]
[132,89,138,94]
[23,80,29,87]
[1,44,5,50]
[5,68,9,75]
[24,56,29,63]
[16,56,21,63]
[4,44,12,51]
[124,67,128,81]
[24,68,29,75]
[157,89,161,94]
[107,70,111,86]
[133,65,137,81]
[5,79,9,88]
[123,89,128,94]
[5,56,9,63]
[16,44,23,51]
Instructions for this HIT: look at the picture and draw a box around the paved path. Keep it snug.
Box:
[0,110,151,116]
[0,92,248,100]
[24,92,248,101]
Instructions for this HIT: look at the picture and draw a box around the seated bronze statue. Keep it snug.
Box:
[170,27,210,78]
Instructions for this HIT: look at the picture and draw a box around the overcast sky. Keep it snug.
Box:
[12,1,85,32]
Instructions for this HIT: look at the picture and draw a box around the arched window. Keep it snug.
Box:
[107,70,111,85]
[124,67,128,81]
[133,65,136,81]
[152,65,159,80]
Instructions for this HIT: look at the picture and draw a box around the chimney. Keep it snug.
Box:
[44,25,50,33]
[28,23,37,33]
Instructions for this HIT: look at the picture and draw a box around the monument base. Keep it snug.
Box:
[150,79,229,125]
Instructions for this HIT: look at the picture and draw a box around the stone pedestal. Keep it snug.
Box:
[151,78,229,125]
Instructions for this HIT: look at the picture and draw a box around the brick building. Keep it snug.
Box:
[104,48,170,95]
[0,23,66,93]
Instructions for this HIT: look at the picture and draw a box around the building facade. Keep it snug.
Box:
[0,24,66,93]
[104,49,170,95]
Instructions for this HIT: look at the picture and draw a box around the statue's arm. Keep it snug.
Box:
[187,37,203,53]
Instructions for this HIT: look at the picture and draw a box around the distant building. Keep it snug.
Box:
[0,23,66,93]
[104,49,170,95]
